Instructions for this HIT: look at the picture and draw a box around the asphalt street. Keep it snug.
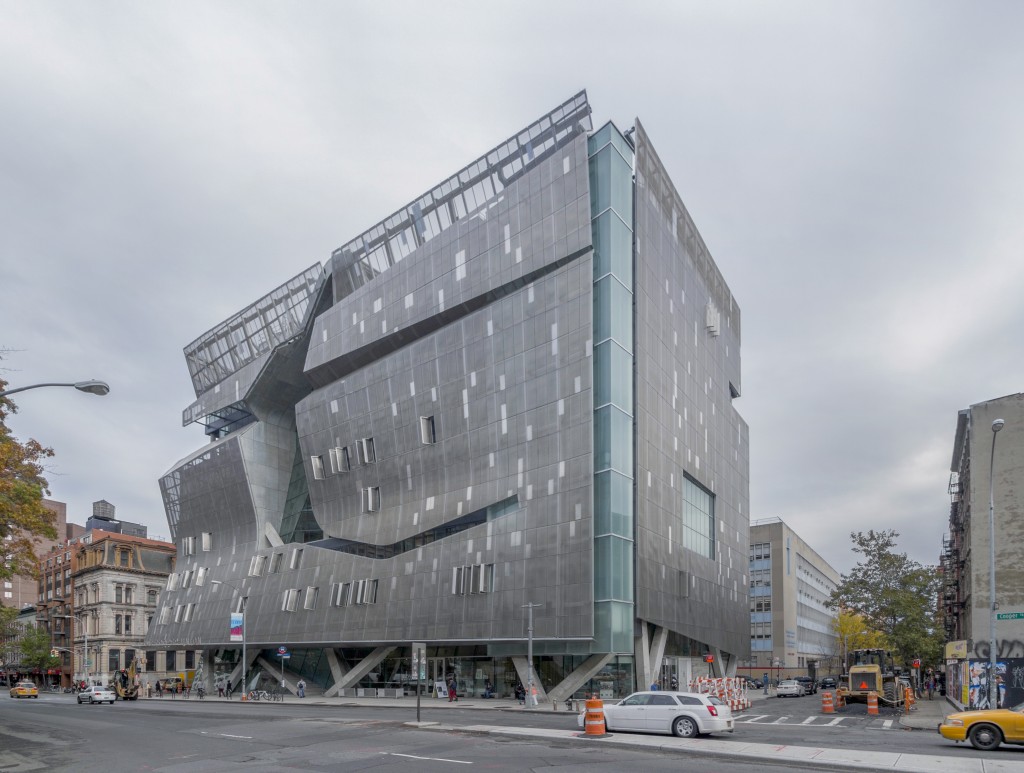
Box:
[2,689,1024,773]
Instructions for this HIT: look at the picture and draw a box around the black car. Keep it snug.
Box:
[794,676,817,694]
[819,676,838,690]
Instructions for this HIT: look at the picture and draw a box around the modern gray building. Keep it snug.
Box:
[146,91,750,700]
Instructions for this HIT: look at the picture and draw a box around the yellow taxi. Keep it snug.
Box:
[938,701,1024,750]
[9,681,39,699]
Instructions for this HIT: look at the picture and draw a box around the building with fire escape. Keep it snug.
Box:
[942,392,1024,709]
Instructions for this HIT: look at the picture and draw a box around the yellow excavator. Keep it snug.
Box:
[111,656,141,701]
[839,648,905,706]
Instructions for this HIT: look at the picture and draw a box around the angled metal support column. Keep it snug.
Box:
[333,646,396,692]
[512,656,548,703]
[546,653,614,703]
[322,648,351,698]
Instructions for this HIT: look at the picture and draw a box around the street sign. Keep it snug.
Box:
[279,654,291,659]
[277,646,288,655]
[997,612,1024,620]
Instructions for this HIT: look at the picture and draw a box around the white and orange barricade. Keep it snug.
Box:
[687,676,751,712]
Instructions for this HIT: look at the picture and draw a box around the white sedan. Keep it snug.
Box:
[77,685,116,704]
[775,679,805,698]
[577,691,734,737]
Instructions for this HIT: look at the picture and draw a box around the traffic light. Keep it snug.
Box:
[912,658,921,669]
[50,649,59,657]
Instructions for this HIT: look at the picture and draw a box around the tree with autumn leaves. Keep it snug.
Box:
[828,529,944,670]
[0,374,58,589]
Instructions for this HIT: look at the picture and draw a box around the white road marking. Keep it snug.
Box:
[882,719,893,729]
[382,752,472,765]
[199,731,253,739]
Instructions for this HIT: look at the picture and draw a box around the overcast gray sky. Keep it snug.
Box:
[3,1,1022,573]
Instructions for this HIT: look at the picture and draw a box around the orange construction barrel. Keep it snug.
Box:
[584,695,607,736]
[867,691,879,716]
[821,691,834,714]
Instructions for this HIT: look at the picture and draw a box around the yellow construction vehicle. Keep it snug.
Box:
[838,648,905,706]
[112,656,141,701]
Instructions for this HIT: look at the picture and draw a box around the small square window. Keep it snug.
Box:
[282,588,299,612]
[201,532,212,551]
[419,416,436,445]
[289,548,303,570]
[304,586,319,610]
[311,455,325,480]
[362,487,381,513]
[269,553,283,573]
[357,437,375,465]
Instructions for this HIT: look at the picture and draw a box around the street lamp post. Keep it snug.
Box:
[211,580,246,698]
[989,418,1005,709]
[0,380,110,398]
[59,614,88,687]
[521,602,542,707]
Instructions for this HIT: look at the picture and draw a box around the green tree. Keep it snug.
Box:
[18,623,59,674]
[0,374,57,582]
[0,605,18,686]
[828,529,943,668]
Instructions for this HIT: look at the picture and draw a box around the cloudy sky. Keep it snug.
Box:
[3,1,1022,573]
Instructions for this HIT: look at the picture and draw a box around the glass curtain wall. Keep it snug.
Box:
[589,123,635,653]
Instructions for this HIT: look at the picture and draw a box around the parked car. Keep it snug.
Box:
[746,679,762,690]
[77,685,116,704]
[9,681,39,699]
[819,676,838,690]
[794,676,817,694]
[939,701,1024,750]
[775,679,805,698]
[576,691,734,737]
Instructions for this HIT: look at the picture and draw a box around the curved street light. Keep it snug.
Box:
[989,418,1005,709]
[0,380,110,398]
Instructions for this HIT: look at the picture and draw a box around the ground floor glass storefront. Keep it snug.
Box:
[211,647,637,701]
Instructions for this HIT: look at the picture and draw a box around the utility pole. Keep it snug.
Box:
[522,603,542,707]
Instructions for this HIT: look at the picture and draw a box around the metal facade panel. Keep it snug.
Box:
[632,120,751,659]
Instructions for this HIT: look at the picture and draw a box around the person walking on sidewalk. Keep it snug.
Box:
[297,679,306,698]
[448,677,458,702]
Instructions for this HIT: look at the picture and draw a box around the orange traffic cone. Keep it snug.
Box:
[821,691,834,714]
[867,691,879,716]
[584,695,607,736]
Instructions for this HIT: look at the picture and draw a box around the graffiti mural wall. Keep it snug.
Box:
[963,658,1024,710]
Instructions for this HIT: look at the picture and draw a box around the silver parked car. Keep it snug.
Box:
[775,679,805,698]
[577,691,734,737]
[77,685,116,704]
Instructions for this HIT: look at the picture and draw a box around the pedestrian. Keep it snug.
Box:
[650,681,659,691]
[927,676,935,700]
[515,683,525,704]
[483,679,493,698]
[297,679,306,698]
[670,676,678,691]
[448,677,457,702]
[156,681,163,698]
[763,673,769,695]
[218,681,225,698]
